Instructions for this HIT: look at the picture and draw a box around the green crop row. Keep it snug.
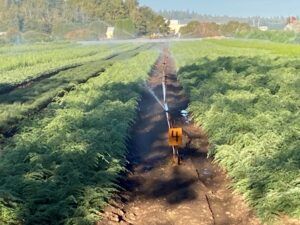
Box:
[0,42,73,55]
[236,30,300,44]
[0,43,145,136]
[210,39,300,57]
[171,40,300,223]
[0,49,159,225]
[0,43,135,87]
[171,39,300,68]
[0,59,110,136]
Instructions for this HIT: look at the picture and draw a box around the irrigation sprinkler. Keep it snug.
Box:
[161,53,183,165]
[168,127,183,165]
[143,51,183,165]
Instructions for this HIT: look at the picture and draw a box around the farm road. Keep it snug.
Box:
[99,46,261,225]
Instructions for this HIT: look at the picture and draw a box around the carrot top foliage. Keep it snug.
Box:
[0,43,134,89]
[0,49,158,225]
[172,40,300,222]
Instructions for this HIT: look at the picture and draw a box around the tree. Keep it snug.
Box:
[180,21,220,37]
[151,15,169,34]
[180,20,252,38]
[114,18,136,38]
[0,0,170,39]
[134,6,169,36]
[221,21,251,36]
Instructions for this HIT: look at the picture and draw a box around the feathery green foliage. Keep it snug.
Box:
[236,29,300,44]
[0,49,159,225]
[171,39,300,69]
[0,59,108,135]
[0,43,146,135]
[172,40,300,222]
[0,43,134,88]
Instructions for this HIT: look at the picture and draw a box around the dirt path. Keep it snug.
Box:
[99,46,261,225]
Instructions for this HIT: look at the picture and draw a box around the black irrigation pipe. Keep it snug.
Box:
[196,169,216,225]
[205,194,216,225]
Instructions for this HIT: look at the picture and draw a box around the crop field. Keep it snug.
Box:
[0,43,150,138]
[2,0,300,224]
[0,42,158,224]
[0,39,299,225]
[0,43,138,92]
[171,39,300,223]
[172,39,300,68]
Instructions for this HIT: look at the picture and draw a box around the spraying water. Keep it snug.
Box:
[143,83,167,111]
[95,19,136,39]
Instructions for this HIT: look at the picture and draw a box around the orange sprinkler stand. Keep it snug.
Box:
[168,128,183,146]
[172,154,181,165]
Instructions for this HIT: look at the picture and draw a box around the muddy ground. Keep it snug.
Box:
[98,46,261,225]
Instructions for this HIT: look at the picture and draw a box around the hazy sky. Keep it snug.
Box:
[139,0,300,17]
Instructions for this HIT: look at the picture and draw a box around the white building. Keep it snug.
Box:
[106,27,114,39]
[169,20,186,35]
[0,32,7,36]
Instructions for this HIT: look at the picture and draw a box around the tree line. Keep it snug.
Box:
[160,10,289,30]
[180,21,252,38]
[179,20,300,44]
[0,0,169,42]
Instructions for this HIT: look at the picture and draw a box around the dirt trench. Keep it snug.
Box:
[99,46,261,225]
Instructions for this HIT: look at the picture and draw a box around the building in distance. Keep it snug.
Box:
[106,27,115,39]
[169,20,186,37]
[285,16,300,32]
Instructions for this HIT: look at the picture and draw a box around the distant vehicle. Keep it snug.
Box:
[258,26,269,31]
[150,33,164,39]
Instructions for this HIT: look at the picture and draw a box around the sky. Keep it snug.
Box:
[139,0,300,17]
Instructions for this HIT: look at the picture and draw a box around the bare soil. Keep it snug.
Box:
[98,46,261,225]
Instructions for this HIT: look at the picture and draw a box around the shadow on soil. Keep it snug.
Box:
[148,166,198,205]
[0,80,148,225]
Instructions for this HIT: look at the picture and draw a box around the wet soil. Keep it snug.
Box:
[99,46,261,225]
